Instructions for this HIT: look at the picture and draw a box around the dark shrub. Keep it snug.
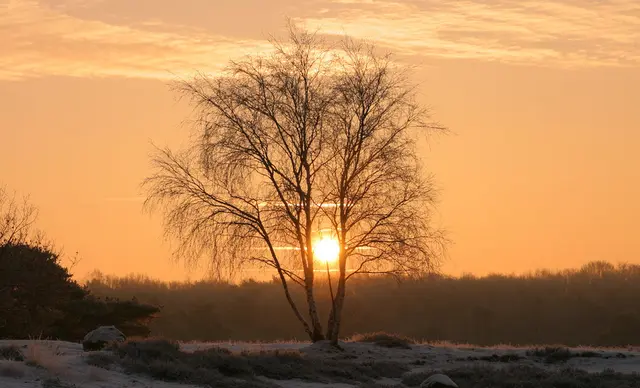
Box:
[350,332,415,349]
[0,345,24,361]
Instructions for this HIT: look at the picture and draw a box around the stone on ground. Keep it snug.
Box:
[420,373,458,388]
[82,325,126,351]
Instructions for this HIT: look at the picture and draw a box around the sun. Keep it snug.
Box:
[313,237,340,263]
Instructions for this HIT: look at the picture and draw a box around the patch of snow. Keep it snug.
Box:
[1,339,639,387]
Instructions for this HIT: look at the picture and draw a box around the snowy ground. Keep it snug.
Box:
[1,339,639,388]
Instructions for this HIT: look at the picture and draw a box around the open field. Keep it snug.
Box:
[1,335,639,388]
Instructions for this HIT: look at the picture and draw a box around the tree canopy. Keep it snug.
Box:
[144,25,447,343]
[0,186,160,341]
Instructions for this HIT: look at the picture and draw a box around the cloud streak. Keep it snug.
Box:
[0,0,274,81]
[297,0,640,67]
[1,0,638,81]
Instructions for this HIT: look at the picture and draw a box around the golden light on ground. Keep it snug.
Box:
[313,237,340,264]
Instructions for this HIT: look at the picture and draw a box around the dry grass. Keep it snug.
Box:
[17,341,109,386]
[23,342,63,370]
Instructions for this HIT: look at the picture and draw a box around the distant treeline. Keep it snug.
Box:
[85,261,640,347]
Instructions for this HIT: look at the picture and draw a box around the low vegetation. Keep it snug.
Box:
[93,338,409,386]
[457,353,524,363]
[526,346,605,363]
[79,337,639,387]
[85,351,118,369]
[350,332,415,349]
[0,345,24,361]
[402,365,640,388]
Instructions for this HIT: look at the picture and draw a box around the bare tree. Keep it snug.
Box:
[0,186,39,258]
[144,25,447,344]
[0,185,62,264]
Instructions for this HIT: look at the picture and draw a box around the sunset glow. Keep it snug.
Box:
[313,237,340,264]
[1,0,638,282]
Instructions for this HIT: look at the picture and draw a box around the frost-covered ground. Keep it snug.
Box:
[1,338,639,388]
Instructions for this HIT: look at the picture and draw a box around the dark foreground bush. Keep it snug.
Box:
[402,365,640,388]
[106,339,409,386]
[0,345,24,361]
[350,332,415,349]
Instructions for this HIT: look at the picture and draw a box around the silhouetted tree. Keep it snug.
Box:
[143,24,446,344]
[0,185,44,261]
[0,242,160,341]
[0,242,85,337]
[0,186,159,341]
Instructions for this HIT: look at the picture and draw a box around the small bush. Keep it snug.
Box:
[459,353,524,363]
[527,346,573,363]
[577,351,602,358]
[350,332,415,349]
[112,338,181,362]
[0,345,24,361]
[85,352,117,369]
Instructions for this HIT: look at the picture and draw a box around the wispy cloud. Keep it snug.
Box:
[1,0,638,81]
[297,0,640,67]
[0,0,274,81]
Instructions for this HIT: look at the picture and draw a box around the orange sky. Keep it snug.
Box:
[1,0,639,281]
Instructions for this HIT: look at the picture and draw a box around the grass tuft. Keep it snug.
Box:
[349,332,415,349]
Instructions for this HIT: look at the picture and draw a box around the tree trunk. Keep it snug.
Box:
[326,276,346,344]
[304,271,325,342]
[278,271,314,340]
[267,243,315,340]
[326,249,347,344]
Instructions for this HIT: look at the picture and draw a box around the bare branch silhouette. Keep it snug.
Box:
[143,24,447,344]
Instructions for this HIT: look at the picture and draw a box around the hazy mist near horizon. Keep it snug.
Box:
[2,0,639,281]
